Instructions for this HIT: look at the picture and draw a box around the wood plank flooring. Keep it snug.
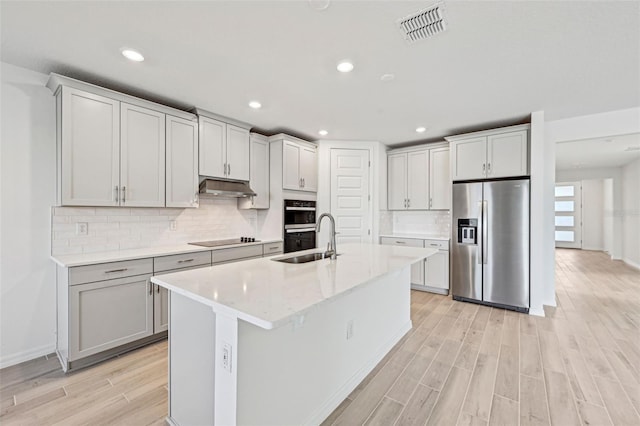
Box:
[1,249,638,425]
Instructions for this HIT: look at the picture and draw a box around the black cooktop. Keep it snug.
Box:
[188,238,259,248]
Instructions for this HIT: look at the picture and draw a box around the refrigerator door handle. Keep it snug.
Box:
[483,200,488,264]
[477,201,483,264]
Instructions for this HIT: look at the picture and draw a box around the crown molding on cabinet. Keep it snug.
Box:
[387,140,449,154]
[192,107,252,130]
[445,123,531,142]
[46,73,197,121]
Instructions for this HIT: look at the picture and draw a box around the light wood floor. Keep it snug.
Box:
[1,249,639,425]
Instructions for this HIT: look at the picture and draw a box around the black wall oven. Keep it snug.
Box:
[283,200,316,253]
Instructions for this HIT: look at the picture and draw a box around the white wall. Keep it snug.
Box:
[621,158,640,268]
[0,63,57,367]
[556,167,623,259]
[581,179,604,251]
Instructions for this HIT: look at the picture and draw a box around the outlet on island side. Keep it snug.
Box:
[222,342,232,373]
[76,222,88,236]
[346,319,354,340]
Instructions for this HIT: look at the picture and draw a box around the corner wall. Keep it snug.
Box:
[621,158,640,268]
[0,62,57,367]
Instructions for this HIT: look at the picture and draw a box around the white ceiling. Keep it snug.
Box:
[1,1,639,146]
[556,132,640,171]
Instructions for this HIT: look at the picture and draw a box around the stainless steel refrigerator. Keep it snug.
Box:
[451,179,530,313]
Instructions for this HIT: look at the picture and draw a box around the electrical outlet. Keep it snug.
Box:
[346,319,354,340]
[222,343,232,373]
[76,222,88,236]
[169,220,177,231]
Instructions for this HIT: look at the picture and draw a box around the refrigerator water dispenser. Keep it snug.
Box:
[457,219,478,244]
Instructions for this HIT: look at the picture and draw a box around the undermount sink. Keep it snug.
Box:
[272,252,340,264]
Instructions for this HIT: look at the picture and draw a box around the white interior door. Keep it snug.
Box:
[555,182,582,248]
[330,149,371,246]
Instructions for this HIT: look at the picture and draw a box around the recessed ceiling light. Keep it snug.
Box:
[318,130,329,136]
[337,61,354,73]
[248,101,262,109]
[121,48,144,62]
[381,74,395,82]
[416,127,427,133]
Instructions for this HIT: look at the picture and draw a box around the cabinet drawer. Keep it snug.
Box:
[213,245,263,264]
[380,237,425,248]
[424,239,449,250]
[263,242,284,256]
[69,258,153,286]
[154,251,211,273]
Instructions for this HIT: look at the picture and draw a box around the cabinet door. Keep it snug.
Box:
[424,251,449,292]
[249,136,270,208]
[69,275,153,361]
[60,87,120,206]
[487,130,529,178]
[429,147,451,210]
[387,153,407,210]
[199,117,226,178]
[120,103,166,207]
[299,145,318,192]
[282,141,301,190]
[166,116,199,208]
[154,285,169,333]
[407,150,429,210]
[451,137,487,181]
[226,125,250,181]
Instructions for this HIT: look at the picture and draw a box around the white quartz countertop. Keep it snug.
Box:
[51,239,282,267]
[379,233,450,241]
[151,243,437,330]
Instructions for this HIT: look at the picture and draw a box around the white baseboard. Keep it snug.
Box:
[623,258,640,271]
[304,320,413,426]
[528,306,545,317]
[0,343,56,369]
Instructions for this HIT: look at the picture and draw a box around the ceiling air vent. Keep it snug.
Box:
[398,3,447,43]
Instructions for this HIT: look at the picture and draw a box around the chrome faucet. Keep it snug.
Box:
[315,213,337,259]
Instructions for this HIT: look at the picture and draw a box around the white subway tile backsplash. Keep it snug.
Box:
[51,198,258,256]
[392,210,451,235]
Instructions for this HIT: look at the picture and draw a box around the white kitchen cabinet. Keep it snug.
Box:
[166,115,199,208]
[226,125,250,181]
[154,285,169,333]
[274,135,317,192]
[239,133,270,209]
[387,148,439,210]
[69,274,154,361]
[447,125,530,181]
[379,237,425,285]
[59,86,120,206]
[424,250,449,295]
[429,147,451,210]
[197,111,251,181]
[49,74,199,208]
[120,103,166,207]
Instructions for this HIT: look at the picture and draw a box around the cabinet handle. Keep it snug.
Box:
[104,268,128,274]
[228,163,231,176]
[223,163,227,175]
[299,178,303,188]
[177,258,194,264]
[157,284,160,294]
[482,163,486,173]
[114,186,119,202]
[429,243,439,247]
[429,198,433,208]
[122,186,126,203]
[487,163,491,174]
[407,198,410,208]
[395,241,406,244]
[149,281,153,295]
[268,246,280,251]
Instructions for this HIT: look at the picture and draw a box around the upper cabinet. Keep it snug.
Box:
[238,133,270,210]
[388,144,450,211]
[446,124,530,181]
[166,116,199,208]
[270,134,317,193]
[48,74,199,208]
[196,109,251,182]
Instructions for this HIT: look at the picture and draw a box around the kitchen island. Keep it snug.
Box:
[151,242,437,426]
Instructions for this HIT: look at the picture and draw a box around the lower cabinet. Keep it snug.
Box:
[69,274,154,361]
[154,284,170,333]
[380,236,449,294]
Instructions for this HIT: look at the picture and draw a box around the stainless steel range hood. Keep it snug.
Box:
[199,179,257,198]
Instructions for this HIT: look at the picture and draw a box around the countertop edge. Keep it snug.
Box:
[51,239,283,268]
[379,234,450,241]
